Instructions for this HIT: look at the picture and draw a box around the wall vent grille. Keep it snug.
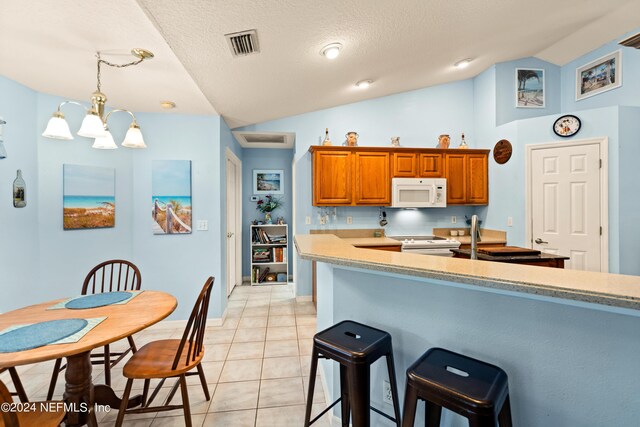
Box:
[619,32,640,49]
[225,30,260,57]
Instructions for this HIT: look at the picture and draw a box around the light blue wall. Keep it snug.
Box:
[236,79,477,295]
[0,74,229,320]
[618,106,640,276]
[0,76,39,312]
[561,29,640,113]
[241,148,293,277]
[495,57,561,126]
[131,113,223,320]
[318,265,640,426]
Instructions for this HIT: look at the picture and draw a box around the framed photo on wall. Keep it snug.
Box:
[576,50,622,101]
[253,169,284,195]
[516,68,545,108]
[152,160,192,235]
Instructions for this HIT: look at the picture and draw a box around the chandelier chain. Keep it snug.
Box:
[95,52,145,92]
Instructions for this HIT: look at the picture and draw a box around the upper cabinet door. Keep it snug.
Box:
[392,153,417,177]
[467,153,489,204]
[313,151,353,206]
[445,153,467,204]
[354,152,391,205]
[419,153,443,177]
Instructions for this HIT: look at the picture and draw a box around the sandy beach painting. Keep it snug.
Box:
[576,50,621,101]
[63,164,115,229]
[152,160,192,234]
[253,169,284,194]
[516,68,544,108]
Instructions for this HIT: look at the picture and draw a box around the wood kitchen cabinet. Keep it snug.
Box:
[312,150,353,205]
[354,152,391,205]
[310,146,489,206]
[445,151,489,205]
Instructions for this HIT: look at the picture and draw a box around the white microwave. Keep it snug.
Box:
[391,178,447,208]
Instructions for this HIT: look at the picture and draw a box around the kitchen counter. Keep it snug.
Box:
[433,227,507,246]
[295,233,640,310]
[451,248,569,268]
[341,237,402,247]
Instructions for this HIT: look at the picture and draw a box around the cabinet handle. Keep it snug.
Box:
[534,238,548,244]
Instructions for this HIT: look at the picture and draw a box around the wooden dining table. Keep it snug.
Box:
[0,290,177,426]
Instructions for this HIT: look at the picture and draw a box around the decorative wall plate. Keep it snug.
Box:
[553,115,581,138]
[493,139,512,164]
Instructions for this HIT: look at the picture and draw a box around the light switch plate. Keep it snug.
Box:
[305,216,311,225]
[346,216,353,225]
[507,217,513,227]
[197,220,208,231]
[250,196,258,202]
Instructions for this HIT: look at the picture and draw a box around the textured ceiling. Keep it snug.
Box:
[1,1,638,128]
[0,0,214,115]
[136,0,640,128]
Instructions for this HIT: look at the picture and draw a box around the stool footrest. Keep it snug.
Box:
[309,397,341,426]
[370,406,397,423]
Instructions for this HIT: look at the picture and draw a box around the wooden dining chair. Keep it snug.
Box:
[0,380,65,426]
[115,277,214,427]
[0,368,28,403]
[47,259,142,400]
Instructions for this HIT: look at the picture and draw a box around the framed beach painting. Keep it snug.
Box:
[253,169,284,195]
[576,50,621,101]
[152,160,192,235]
[63,164,115,230]
[516,68,545,108]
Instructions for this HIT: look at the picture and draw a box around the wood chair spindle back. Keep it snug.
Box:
[171,277,214,370]
[82,259,142,295]
[0,380,20,426]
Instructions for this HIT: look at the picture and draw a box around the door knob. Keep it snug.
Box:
[227,232,234,238]
[535,238,548,244]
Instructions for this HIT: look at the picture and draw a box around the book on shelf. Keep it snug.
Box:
[258,267,270,283]
[272,247,287,262]
[252,247,272,263]
[252,227,287,244]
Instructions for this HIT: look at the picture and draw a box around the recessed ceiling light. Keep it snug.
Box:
[454,58,472,69]
[355,79,373,89]
[160,101,176,109]
[320,43,342,60]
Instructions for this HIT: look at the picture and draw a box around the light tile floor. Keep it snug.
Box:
[1,284,331,427]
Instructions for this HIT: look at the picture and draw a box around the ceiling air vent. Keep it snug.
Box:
[232,131,295,149]
[619,32,640,49]
[225,29,260,57]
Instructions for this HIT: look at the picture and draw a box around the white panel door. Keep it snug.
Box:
[531,144,601,271]
[226,158,237,296]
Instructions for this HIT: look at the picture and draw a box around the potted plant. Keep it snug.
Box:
[256,195,283,224]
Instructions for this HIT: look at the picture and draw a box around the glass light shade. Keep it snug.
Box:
[42,115,73,140]
[92,129,118,150]
[78,113,106,139]
[121,125,147,148]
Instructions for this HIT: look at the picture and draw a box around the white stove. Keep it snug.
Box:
[388,235,461,256]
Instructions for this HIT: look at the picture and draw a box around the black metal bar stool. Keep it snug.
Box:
[402,348,512,427]
[304,320,402,427]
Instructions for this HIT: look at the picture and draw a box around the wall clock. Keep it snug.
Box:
[553,115,581,138]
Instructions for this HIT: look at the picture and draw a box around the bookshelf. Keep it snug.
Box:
[250,224,288,286]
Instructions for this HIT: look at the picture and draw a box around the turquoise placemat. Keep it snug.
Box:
[0,318,87,353]
[65,292,132,309]
[0,317,106,353]
[48,290,143,310]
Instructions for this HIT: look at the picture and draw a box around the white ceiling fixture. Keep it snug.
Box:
[320,43,342,60]
[454,58,472,69]
[160,101,177,109]
[232,131,295,149]
[355,79,372,89]
[42,49,153,149]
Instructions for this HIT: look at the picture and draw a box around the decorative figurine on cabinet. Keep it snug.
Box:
[391,136,400,147]
[438,134,450,149]
[344,131,359,147]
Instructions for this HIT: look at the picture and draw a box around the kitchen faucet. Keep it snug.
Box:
[470,214,481,260]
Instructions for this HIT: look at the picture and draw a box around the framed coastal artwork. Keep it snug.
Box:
[253,169,284,195]
[516,68,545,108]
[63,164,115,230]
[576,50,621,101]
[152,160,192,235]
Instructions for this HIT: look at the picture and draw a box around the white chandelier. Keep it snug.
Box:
[42,48,154,149]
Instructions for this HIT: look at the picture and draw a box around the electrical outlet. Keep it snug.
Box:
[507,216,513,227]
[305,216,311,225]
[346,216,353,225]
[451,216,457,224]
[383,380,392,405]
[319,216,326,225]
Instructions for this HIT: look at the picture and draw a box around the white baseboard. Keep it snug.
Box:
[207,309,227,327]
[296,295,313,302]
[242,275,251,283]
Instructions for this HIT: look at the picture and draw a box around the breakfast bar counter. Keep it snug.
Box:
[295,233,640,426]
